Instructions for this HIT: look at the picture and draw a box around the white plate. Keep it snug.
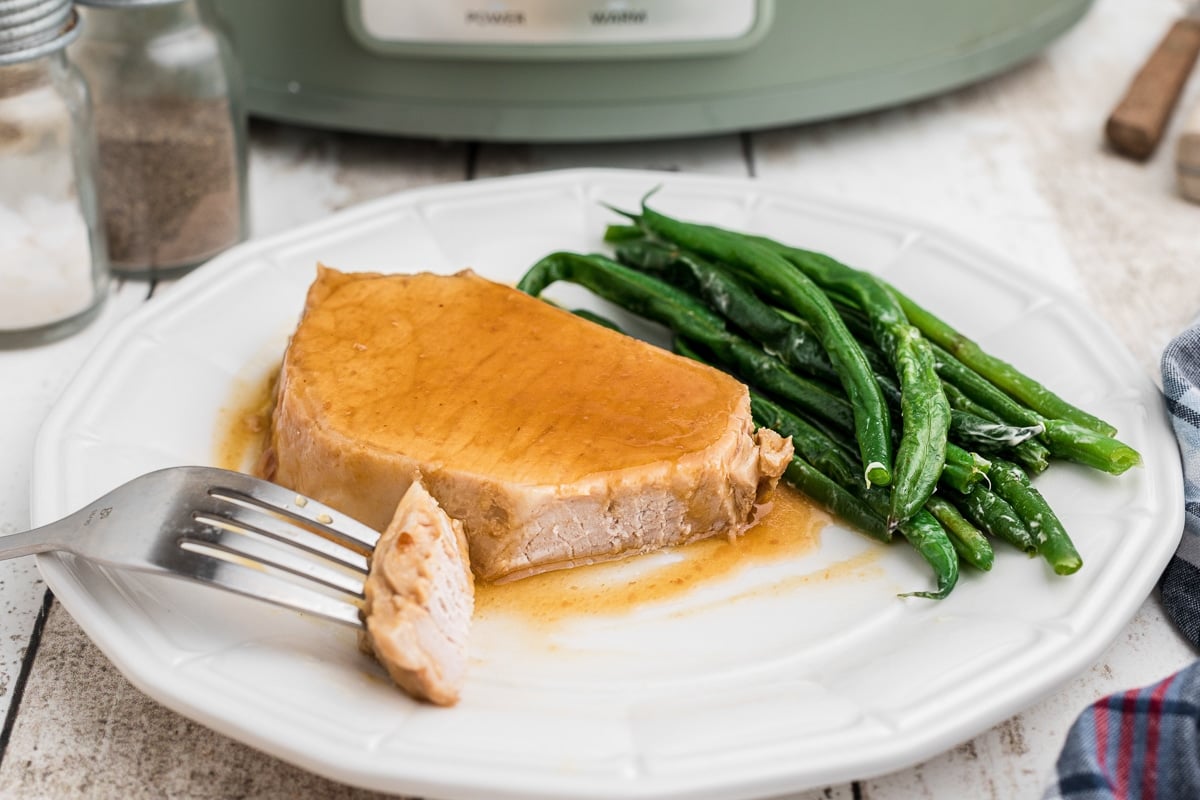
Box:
[33,169,1182,800]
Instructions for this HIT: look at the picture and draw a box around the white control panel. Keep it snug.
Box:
[355,0,760,47]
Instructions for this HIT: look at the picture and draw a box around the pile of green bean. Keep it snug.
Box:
[515,202,1141,598]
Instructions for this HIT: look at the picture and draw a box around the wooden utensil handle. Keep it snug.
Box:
[1105,18,1200,160]
[1178,98,1200,202]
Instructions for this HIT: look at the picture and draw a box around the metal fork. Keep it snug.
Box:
[2,466,379,627]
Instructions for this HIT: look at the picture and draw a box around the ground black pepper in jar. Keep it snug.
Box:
[72,0,246,279]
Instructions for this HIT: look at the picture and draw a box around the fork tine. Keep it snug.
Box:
[185,519,365,598]
[191,498,369,575]
[199,469,379,554]
[163,546,363,628]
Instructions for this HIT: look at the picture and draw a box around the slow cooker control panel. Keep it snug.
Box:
[346,0,770,58]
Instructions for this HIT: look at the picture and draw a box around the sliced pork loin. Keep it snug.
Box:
[266,266,792,582]
[360,478,474,706]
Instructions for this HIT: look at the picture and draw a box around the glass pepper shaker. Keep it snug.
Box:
[72,0,247,279]
[0,0,108,346]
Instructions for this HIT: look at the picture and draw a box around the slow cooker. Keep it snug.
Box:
[208,0,1094,141]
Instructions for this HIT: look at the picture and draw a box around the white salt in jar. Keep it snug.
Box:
[0,0,108,346]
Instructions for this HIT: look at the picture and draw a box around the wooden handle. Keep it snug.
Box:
[1105,18,1200,160]
[1178,99,1200,202]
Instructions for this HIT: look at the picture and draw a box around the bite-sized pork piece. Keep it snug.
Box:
[267,266,792,581]
[360,479,473,706]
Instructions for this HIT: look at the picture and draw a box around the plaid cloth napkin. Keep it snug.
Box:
[1042,325,1200,799]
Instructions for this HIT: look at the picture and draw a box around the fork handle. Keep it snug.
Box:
[0,523,66,560]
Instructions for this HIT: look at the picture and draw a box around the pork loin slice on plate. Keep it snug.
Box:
[360,478,473,706]
[267,266,792,582]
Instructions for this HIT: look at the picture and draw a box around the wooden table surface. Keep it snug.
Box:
[2,0,1199,797]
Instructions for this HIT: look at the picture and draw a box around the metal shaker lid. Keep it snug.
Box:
[75,0,187,7]
[0,0,79,65]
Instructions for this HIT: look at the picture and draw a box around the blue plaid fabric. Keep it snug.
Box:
[1043,324,1200,800]
[1159,327,1200,647]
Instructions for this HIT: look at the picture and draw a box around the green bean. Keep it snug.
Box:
[625,205,894,488]
[722,345,960,596]
[741,238,950,525]
[949,410,1043,450]
[839,304,1052,473]
[518,251,723,340]
[932,341,1040,425]
[570,308,624,332]
[925,495,994,571]
[895,510,960,599]
[1040,420,1141,475]
[602,223,646,243]
[749,392,863,494]
[617,240,917,449]
[749,389,957,595]
[779,458,891,542]
[719,346,856,438]
[832,304,902,377]
[951,484,1037,555]
[840,295,1137,475]
[724,362,892,542]
[747,357,986,591]
[942,383,1051,475]
[822,270,1116,436]
[987,458,1082,575]
[932,342,1139,475]
[1006,440,1050,477]
[522,252,858,437]
[614,238,840,384]
[943,444,991,494]
[889,286,1118,436]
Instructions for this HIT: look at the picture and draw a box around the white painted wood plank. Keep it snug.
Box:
[0,281,151,722]
[0,603,412,799]
[774,785,860,800]
[858,601,1193,800]
[249,123,469,237]
[753,62,1092,304]
[474,133,749,178]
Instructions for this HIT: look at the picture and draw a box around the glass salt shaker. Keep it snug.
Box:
[72,0,247,279]
[0,0,108,346]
